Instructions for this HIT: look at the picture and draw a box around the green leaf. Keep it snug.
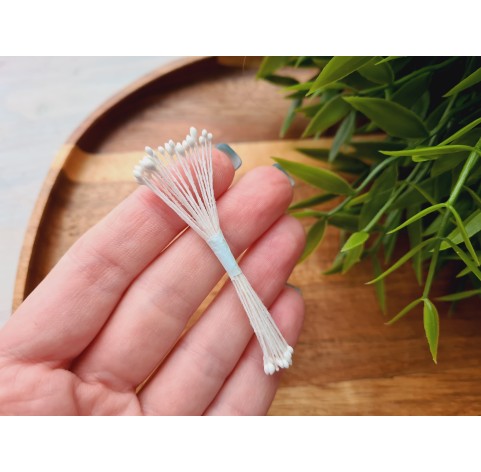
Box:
[299,219,327,262]
[367,239,434,284]
[391,73,431,109]
[386,298,423,325]
[323,252,344,275]
[257,57,291,78]
[329,213,364,232]
[371,255,386,314]
[344,97,429,139]
[388,203,446,234]
[439,116,481,145]
[342,243,364,273]
[381,145,476,161]
[444,67,481,97]
[445,204,480,265]
[329,111,356,162]
[423,299,439,364]
[436,289,481,302]
[264,75,299,87]
[358,58,394,84]
[375,56,401,65]
[308,56,373,93]
[341,231,369,252]
[442,238,481,282]
[289,193,337,210]
[302,95,351,137]
[272,158,355,195]
[280,98,302,138]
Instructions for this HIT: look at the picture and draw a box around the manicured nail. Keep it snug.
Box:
[286,283,302,294]
[216,143,242,170]
[272,163,295,187]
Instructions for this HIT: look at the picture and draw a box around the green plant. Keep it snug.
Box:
[258,56,481,362]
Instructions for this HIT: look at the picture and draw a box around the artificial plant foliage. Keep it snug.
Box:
[258,56,481,362]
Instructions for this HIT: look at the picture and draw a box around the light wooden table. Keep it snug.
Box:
[0,57,178,326]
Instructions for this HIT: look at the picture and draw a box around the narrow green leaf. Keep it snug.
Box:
[388,203,446,234]
[445,204,480,265]
[344,97,429,139]
[436,289,481,302]
[423,299,439,364]
[383,210,402,263]
[257,56,290,78]
[280,98,302,138]
[367,239,434,284]
[329,111,356,162]
[329,213,364,232]
[375,56,401,65]
[299,219,327,262]
[444,67,481,97]
[442,238,481,282]
[302,95,351,137]
[308,56,373,93]
[323,252,344,275]
[391,73,431,109]
[289,193,337,210]
[358,57,394,84]
[371,255,386,314]
[439,117,481,145]
[386,298,423,325]
[342,243,364,273]
[264,75,299,87]
[381,144,476,160]
[341,231,369,252]
[272,158,355,195]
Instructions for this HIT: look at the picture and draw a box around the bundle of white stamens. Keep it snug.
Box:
[133,127,293,375]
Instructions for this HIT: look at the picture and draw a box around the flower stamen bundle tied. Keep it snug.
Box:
[134,127,293,375]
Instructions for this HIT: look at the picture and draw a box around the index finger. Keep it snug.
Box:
[0,149,236,365]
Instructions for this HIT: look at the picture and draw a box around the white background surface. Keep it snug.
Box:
[0,57,178,326]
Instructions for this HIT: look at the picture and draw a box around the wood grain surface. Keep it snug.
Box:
[13,57,481,415]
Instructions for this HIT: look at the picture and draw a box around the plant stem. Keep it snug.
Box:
[423,142,481,297]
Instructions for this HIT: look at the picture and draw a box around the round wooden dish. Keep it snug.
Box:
[14,56,481,415]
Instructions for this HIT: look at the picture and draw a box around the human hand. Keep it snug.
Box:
[0,149,305,415]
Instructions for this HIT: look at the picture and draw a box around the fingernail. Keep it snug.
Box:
[216,143,242,170]
[272,163,295,187]
[286,283,302,294]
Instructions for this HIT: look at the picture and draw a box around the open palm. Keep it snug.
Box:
[0,151,304,415]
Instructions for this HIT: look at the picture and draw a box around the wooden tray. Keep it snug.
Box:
[14,56,481,415]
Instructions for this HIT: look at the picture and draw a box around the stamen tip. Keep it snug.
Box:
[264,362,276,375]
[190,127,198,139]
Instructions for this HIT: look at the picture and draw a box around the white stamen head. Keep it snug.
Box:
[175,142,185,156]
[145,146,155,157]
[190,127,198,140]
[141,156,156,170]
[158,146,166,156]
[264,362,276,375]
[169,139,175,148]
[199,136,205,145]
[133,165,144,184]
[202,129,207,137]
[164,142,174,155]
[207,133,213,141]
[186,136,195,147]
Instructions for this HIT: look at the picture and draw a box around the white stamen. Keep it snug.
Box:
[133,126,294,375]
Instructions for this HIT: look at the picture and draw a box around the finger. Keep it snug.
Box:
[72,166,294,390]
[0,150,235,365]
[139,215,305,415]
[204,286,304,415]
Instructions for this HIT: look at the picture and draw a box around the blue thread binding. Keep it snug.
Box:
[207,232,242,278]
